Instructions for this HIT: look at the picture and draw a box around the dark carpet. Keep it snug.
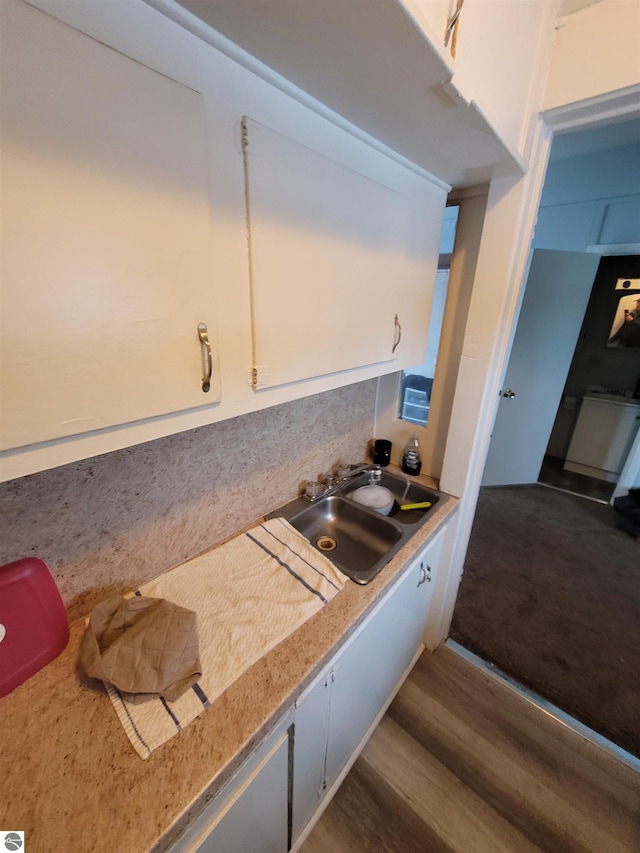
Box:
[450,484,640,758]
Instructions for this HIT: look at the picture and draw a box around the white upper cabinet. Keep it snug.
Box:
[401,0,460,62]
[402,0,557,160]
[3,0,509,481]
[0,0,220,452]
[242,118,445,389]
[448,0,555,158]
[170,0,544,187]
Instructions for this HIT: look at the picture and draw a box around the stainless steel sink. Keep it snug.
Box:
[285,496,402,583]
[267,468,440,584]
[340,470,439,526]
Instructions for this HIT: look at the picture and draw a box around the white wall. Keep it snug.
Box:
[533,121,640,253]
[539,128,640,208]
[544,0,640,112]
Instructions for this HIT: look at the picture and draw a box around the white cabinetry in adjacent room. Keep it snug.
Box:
[292,526,445,846]
[564,394,640,482]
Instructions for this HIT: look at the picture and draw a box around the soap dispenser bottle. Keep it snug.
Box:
[401,433,422,476]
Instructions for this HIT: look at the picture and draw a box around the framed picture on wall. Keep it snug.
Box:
[608,291,640,347]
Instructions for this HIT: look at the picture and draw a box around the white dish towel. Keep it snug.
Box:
[105,517,347,759]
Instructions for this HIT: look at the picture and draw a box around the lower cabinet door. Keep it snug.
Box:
[292,528,447,845]
[185,529,446,852]
[324,526,445,789]
[169,714,293,853]
[196,731,290,853]
[291,671,332,843]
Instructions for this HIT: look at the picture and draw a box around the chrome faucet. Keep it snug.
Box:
[303,463,380,501]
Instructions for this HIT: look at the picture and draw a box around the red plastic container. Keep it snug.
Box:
[0,558,69,698]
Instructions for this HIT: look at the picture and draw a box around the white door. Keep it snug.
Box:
[482,249,600,486]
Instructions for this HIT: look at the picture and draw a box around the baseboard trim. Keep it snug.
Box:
[445,639,640,774]
[536,479,610,505]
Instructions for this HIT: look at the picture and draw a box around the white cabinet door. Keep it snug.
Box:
[401,0,554,158]
[291,670,332,842]
[449,0,553,157]
[242,117,444,390]
[0,1,220,451]
[401,0,456,63]
[565,396,640,479]
[169,715,293,853]
[324,528,444,788]
[292,526,446,847]
[196,733,289,853]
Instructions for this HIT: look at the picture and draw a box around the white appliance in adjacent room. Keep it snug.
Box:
[564,393,640,482]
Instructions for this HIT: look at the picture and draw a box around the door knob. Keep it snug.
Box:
[501,389,516,398]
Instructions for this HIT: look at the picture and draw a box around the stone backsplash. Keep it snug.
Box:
[0,380,376,622]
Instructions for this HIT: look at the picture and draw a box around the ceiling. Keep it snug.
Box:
[550,116,640,162]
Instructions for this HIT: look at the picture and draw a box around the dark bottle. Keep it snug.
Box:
[401,434,422,476]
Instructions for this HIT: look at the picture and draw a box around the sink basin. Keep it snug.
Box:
[286,496,402,583]
[267,468,441,584]
[339,470,440,525]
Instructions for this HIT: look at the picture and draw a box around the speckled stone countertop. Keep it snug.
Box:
[1,478,458,853]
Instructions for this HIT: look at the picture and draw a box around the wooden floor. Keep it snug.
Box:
[300,645,640,853]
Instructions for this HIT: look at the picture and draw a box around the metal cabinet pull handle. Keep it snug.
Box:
[445,0,465,49]
[392,314,402,354]
[418,563,432,588]
[198,322,213,393]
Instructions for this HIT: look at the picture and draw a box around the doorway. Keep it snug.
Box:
[482,251,640,502]
[449,119,640,759]
[539,255,640,503]
[482,118,640,498]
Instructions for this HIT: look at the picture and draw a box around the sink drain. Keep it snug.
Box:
[316,536,337,552]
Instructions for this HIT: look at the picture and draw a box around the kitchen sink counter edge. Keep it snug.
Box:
[1,476,458,853]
